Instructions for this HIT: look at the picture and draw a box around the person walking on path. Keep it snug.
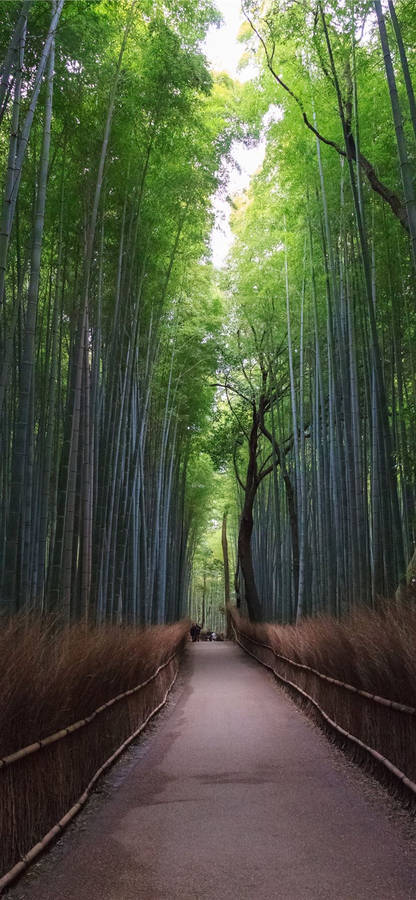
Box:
[190,623,201,642]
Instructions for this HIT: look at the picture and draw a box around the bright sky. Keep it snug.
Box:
[204,0,247,79]
[203,0,266,268]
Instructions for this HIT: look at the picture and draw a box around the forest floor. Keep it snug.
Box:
[7,643,416,900]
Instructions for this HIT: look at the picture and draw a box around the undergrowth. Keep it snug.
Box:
[231,593,416,707]
[232,596,416,793]
[0,617,189,758]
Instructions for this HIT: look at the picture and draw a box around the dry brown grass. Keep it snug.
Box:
[231,598,416,792]
[0,617,188,758]
[0,617,188,879]
[232,594,416,707]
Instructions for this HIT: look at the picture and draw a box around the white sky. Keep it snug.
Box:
[203,0,266,268]
[204,0,248,80]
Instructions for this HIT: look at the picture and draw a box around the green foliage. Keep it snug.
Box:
[1,0,415,628]
[211,0,416,621]
[0,0,241,623]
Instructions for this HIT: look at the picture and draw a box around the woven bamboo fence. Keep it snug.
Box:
[234,625,416,796]
[0,649,181,890]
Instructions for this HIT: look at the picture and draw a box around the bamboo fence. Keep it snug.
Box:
[233,624,416,797]
[0,650,181,891]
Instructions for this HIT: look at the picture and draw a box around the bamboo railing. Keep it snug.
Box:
[0,650,181,891]
[234,625,416,797]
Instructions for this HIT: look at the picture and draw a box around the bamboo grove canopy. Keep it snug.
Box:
[0,0,415,626]
[0,0,238,623]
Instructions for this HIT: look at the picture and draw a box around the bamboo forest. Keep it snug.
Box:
[1,0,416,629]
[1,0,416,895]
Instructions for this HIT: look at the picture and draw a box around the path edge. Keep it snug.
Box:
[234,630,416,807]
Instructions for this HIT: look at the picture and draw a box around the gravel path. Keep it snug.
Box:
[9,643,416,899]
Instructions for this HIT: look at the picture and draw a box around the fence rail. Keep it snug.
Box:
[236,634,416,715]
[0,650,181,891]
[0,650,178,769]
[234,626,416,798]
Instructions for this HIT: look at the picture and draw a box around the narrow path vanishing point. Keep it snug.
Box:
[10,643,416,900]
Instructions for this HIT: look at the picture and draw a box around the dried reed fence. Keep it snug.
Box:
[0,619,188,890]
[231,607,416,798]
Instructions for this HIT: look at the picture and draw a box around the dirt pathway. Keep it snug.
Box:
[9,643,416,899]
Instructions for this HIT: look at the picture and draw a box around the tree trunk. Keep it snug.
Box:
[201,571,206,629]
[0,0,64,312]
[0,1,31,126]
[387,0,416,146]
[237,412,263,621]
[222,511,232,638]
[2,19,55,611]
[374,0,416,270]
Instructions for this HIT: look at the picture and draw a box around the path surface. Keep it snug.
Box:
[10,643,416,899]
